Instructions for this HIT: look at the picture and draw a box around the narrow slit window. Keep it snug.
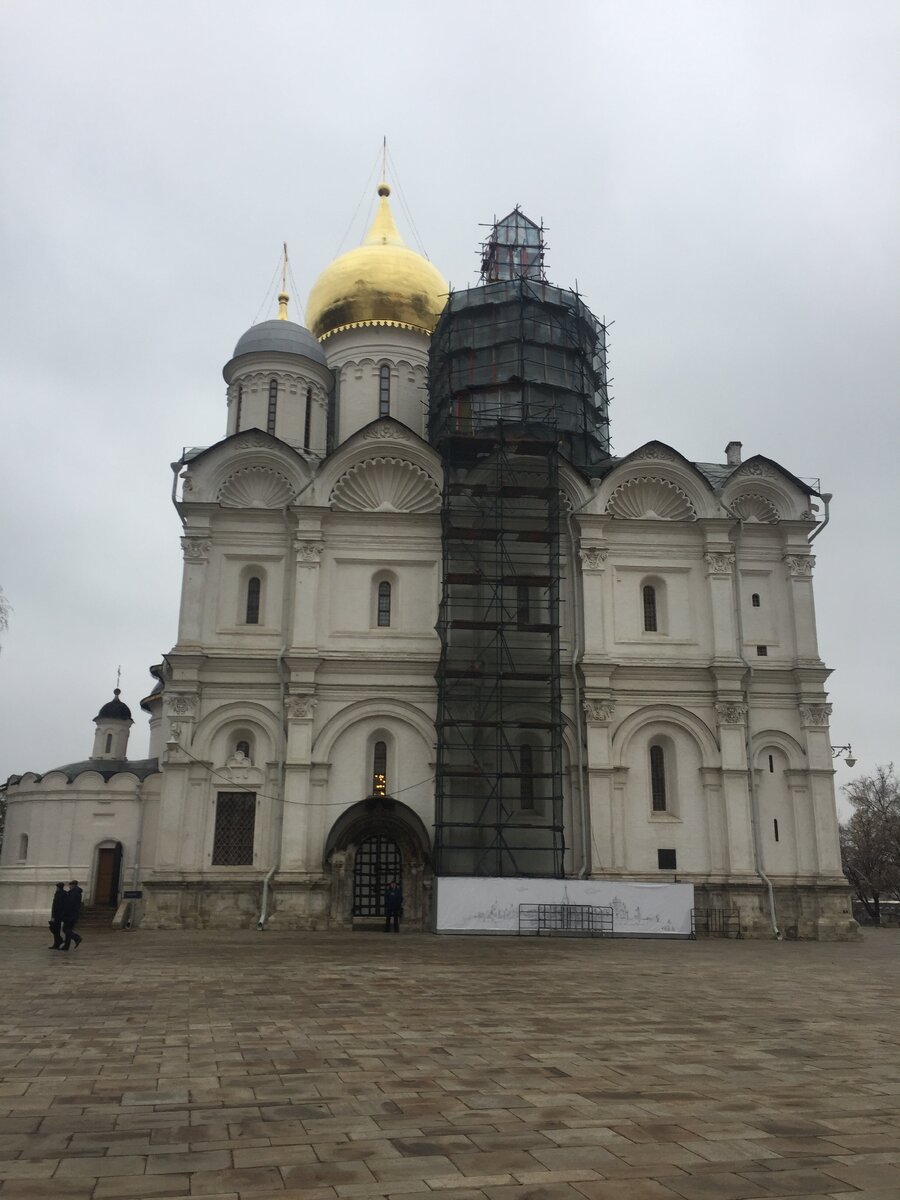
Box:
[751,593,761,607]
[267,379,278,435]
[304,386,312,449]
[774,818,780,842]
[246,576,261,624]
[372,741,387,796]
[105,733,112,754]
[377,581,392,627]
[650,744,667,812]
[378,365,391,418]
[642,585,658,632]
[18,834,28,861]
[768,754,774,773]
[519,743,535,810]
[516,584,530,628]
[235,385,243,433]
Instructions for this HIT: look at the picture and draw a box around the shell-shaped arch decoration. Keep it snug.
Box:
[607,476,696,520]
[218,467,294,508]
[330,457,440,513]
[730,492,780,523]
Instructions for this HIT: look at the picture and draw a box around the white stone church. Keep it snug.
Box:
[0,185,856,938]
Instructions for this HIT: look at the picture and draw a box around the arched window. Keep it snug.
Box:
[267,378,278,435]
[18,834,28,861]
[649,744,667,812]
[377,580,392,627]
[245,576,261,624]
[235,384,243,433]
[378,365,391,418]
[519,743,535,810]
[372,741,387,796]
[304,386,312,449]
[235,740,250,759]
[642,585,658,632]
[751,593,761,608]
[105,733,113,754]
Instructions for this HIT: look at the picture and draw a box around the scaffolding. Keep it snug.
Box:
[429,209,610,878]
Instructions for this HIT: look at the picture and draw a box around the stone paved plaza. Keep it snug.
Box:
[1,927,899,1200]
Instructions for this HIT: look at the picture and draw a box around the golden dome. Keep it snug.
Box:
[307,185,448,341]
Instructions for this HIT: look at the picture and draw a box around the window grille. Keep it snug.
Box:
[751,593,761,607]
[267,379,278,435]
[372,741,387,796]
[378,365,391,418]
[650,744,667,811]
[353,835,401,916]
[642,585,658,632]
[212,792,256,865]
[235,740,250,758]
[756,645,768,656]
[246,577,261,624]
[304,386,312,449]
[377,581,391,627]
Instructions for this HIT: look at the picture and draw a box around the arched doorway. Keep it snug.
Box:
[324,797,432,931]
[93,842,123,907]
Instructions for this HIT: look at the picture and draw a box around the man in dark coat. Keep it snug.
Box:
[61,880,83,950]
[383,879,402,933]
[48,883,66,950]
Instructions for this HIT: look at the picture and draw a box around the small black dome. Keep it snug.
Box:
[94,689,132,722]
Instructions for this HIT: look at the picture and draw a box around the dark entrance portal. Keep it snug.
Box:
[95,844,122,907]
[352,835,401,918]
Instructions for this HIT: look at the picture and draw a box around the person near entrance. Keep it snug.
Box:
[61,880,83,951]
[48,882,66,950]
[384,879,403,933]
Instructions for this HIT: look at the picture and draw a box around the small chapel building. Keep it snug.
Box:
[0,185,857,938]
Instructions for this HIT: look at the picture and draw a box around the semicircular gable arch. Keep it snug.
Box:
[183,435,313,505]
[315,418,442,506]
[313,698,435,763]
[751,728,807,769]
[612,704,720,767]
[595,445,716,519]
[189,701,282,761]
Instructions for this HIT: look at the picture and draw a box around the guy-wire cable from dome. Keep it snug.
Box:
[250,248,288,327]
[385,144,430,260]
[169,743,435,805]
[331,147,383,259]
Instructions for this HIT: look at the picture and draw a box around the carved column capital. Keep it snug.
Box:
[715,702,748,725]
[180,537,212,562]
[583,698,616,724]
[287,695,318,720]
[579,546,609,571]
[784,554,816,578]
[295,538,326,566]
[705,552,735,576]
[799,703,832,727]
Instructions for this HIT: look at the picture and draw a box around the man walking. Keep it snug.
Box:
[383,879,402,933]
[48,882,66,950]
[61,879,83,951]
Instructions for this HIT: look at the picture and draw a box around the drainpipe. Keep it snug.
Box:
[721,502,781,939]
[808,492,831,545]
[566,482,602,877]
[257,475,316,929]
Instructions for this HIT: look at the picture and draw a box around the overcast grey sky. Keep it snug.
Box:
[1,1,897,811]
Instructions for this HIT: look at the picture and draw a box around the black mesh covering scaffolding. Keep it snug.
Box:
[428,210,610,878]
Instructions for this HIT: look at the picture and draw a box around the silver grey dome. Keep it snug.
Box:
[232,319,327,365]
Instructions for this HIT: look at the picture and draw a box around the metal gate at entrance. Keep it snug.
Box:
[352,836,402,917]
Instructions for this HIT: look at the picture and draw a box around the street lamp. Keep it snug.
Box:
[832,744,857,768]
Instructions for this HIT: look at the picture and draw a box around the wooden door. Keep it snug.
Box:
[95,846,121,906]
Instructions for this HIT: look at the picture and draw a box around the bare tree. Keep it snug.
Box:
[840,764,900,924]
